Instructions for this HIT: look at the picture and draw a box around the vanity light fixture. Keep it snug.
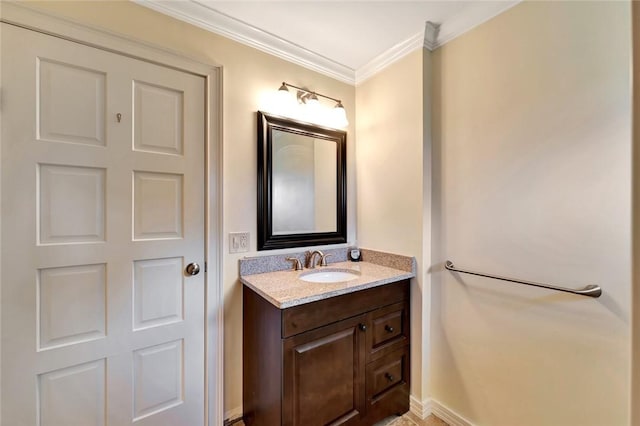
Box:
[276,82,291,101]
[333,101,348,129]
[272,82,349,129]
[301,91,319,105]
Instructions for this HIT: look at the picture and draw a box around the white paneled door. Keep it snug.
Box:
[1,24,207,425]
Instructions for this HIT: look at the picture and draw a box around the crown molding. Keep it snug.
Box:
[135,0,522,87]
[133,0,355,85]
[433,1,521,49]
[354,20,436,86]
[424,21,441,51]
[354,30,424,85]
[354,1,520,85]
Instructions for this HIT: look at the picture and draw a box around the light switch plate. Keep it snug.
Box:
[229,232,250,253]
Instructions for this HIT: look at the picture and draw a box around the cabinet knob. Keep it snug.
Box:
[358,323,367,332]
[385,325,394,333]
[385,373,394,382]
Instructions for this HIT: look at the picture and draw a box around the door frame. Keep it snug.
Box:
[0,2,224,425]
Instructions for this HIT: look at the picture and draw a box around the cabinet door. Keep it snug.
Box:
[283,315,367,426]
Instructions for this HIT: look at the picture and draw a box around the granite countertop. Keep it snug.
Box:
[240,259,415,309]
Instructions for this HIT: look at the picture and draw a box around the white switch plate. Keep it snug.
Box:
[229,232,250,253]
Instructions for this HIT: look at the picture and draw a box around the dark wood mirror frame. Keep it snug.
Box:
[257,111,347,251]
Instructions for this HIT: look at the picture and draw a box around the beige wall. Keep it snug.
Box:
[356,48,430,399]
[19,1,356,416]
[431,2,631,425]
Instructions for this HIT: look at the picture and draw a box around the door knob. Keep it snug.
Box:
[358,323,367,332]
[385,325,395,333]
[185,263,200,276]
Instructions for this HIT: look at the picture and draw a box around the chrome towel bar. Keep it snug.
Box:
[444,260,602,298]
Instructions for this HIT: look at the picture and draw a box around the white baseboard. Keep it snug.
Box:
[223,406,243,423]
[410,396,474,426]
[410,394,432,419]
[431,399,474,426]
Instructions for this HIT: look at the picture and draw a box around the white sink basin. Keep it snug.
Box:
[299,269,361,283]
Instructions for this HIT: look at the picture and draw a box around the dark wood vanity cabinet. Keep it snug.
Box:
[243,279,410,426]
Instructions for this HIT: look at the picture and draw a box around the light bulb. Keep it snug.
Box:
[271,83,295,116]
[306,93,320,108]
[331,101,349,128]
[304,93,322,123]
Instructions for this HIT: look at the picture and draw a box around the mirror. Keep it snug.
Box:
[258,111,347,250]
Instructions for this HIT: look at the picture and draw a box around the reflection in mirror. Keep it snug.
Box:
[258,111,346,250]
[272,129,337,235]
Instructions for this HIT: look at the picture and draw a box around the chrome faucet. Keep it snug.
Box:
[304,250,324,269]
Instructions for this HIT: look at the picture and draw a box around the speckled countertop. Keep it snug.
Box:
[240,249,415,309]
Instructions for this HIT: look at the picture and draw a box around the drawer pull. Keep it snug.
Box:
[385,373,394,382]
[385,325,394,333]
[359,323,367,332]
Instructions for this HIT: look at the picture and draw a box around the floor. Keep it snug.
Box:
[232,413,448,426]
[375,413,449,426]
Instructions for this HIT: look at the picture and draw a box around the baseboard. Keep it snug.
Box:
[409,396,474,426]
[410,394,432,419]
[431,399,475,426]
[223,406,243,424]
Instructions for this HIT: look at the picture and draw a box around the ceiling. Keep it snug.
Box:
[136,0,520,84]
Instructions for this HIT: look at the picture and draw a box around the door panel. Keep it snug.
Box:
[132,340,184,421]
[133,81,184,155]
[133,257,184,331]
[133,171,184,240]
[38,164,107,244]
[38,263,107,350]
[1,24,206,425]
[38,58,107,146]
[39,359,107,426]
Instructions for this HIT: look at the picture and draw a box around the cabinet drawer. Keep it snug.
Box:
[367,302,408,360]
[366,347,409,403]
[283,280,409,338]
